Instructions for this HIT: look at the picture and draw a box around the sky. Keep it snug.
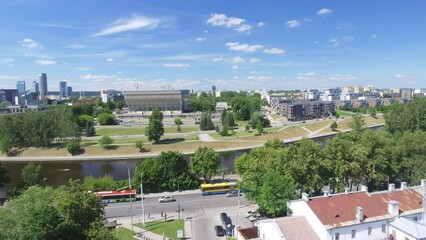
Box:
[0,0,425,92]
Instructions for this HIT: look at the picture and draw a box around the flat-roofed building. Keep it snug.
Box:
[278,101,335,121]
[123,90,190,112]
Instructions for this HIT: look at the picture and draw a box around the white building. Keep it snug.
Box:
[319,88,341,102]
[286,182,424,240]
[303,89,320,101]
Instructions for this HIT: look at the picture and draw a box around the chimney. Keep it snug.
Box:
[421,179,426,187]
[323,190,330,197]
[361,185,368,192]
[344,187,350,194]
[400,182,408,190]
[355,207,364,222]
[388,201,399,217]
[302,192,309,201]
[388,183,395,192]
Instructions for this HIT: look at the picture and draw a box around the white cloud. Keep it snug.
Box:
[1,58,14,66]
[303,18,313,22]
[20,38,41,48]
[286,20,301,28]
[343,36,355,41]
[212,56,225,62]
[297,72,320,81]
[195,37,206,42]
[394,74,406,79]
[317,8,332,15]
[0,75,22,80]
[206,13,252,32]
[36,59,56,65]
[75,67,92,71]
[247,75,272,81]
[329,38,339,47]
[163,63,189,68]
[263,48,286,54]
[249,58,261,63]
[68,44,87,49]
[257,22,265,27]
[330,74,357,82]
[81,74,115,82]
[93,15,160,37]
[225,42,264,52]
[231,57,246,64]
[106,58,114,62]
[232,65,239,70]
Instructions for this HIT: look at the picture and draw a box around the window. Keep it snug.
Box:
[414,216,418,221]
[382,224,386,233]
[334,233,340,240]
[368,227,372,235]
[351,230,356,238]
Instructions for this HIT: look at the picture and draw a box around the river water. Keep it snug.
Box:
[1,125,382,188]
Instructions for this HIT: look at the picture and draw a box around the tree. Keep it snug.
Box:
[245,124,250,132]
[330,122,338,131]
[370,108,377,118]
[249,111,270,128]
[348,113,365,132]
[0,162,9,188]
[174,118,182,132]
[384,97,426,134]
[133,151,198,193]
[0,137,11,155]
[200,112,214,131]
[67,139,83,155]
[99,136,114,149]
[0,182,115,240]
[145,108,164,143]
[256,171,297,217]
[190,147,220,183]
[83,175,118,192]
[256,122,264,134]
[21,163,44,187]
[97,113,116,125]
[135,140,144,152]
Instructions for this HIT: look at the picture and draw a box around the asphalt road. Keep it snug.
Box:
[104,192,256,240]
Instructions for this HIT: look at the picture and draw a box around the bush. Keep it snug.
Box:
[99,136,114,149]
[97,113,117,125]
[66,140,82,155]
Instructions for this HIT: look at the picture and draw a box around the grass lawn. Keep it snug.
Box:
[336,110,355,117]
[135,219,184,240]
[96,126,199,136]
[81,135,199,145]
[115,227,134,240]
[270,113,281,119]
[302,121,332,132]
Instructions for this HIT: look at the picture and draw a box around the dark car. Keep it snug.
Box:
[214,225,225,237]
[220,212,229,225]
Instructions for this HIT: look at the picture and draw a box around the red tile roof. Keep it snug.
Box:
[239,227,258,239]
[277,216,320,240]
[307,188,422,228]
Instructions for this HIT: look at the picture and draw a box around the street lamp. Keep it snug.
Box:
[140,173,146,227]
[127,165,134,232]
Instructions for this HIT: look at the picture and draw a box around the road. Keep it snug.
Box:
[105,192,257,240]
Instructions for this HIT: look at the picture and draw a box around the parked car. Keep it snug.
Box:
[220,212,229,225]
[226,190,241,197]
[214,225,225,237]
[247,212,266,222]
[244,210,259,218]
[158,196,176,203]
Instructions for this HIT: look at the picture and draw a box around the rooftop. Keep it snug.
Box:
[390,217,426,239]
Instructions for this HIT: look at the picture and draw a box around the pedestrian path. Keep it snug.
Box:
[197,133,215,142]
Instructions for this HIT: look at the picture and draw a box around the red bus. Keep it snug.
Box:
[93,189,138,203]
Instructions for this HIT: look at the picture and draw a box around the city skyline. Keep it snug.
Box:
[0,0,425,91]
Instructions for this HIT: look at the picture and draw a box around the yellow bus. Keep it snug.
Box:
[200,182,240,196]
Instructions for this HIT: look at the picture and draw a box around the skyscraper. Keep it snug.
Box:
[32,81,39,94]
[59,81,67,98]
[39,73,48,98]
[67,86,73,98]
[16,81,26,96]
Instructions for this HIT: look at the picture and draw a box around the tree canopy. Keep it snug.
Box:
[190,147,221,183]
[145,108,164,143]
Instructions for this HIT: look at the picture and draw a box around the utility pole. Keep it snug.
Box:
[141,173,146,228]
[178,182,181,220]
[127,166,134,232]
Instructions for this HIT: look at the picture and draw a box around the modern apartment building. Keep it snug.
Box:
[16,81,26,96]
[123,90,190,112]
[59,81,67,98]
[278,101,335,121]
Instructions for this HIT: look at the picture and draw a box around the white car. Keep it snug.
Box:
[158,196,176,203]
[226,191,241,197]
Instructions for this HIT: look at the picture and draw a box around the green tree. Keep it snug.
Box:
[135,140,144,152]
[0,162,9,187]
[145,108,164,143]
[77,115,94,129]
[99,136,114,149]
[245,124,250,132]
[348,113,365,132]
[256,171,297,217]
[330,121,338,131]
[133,151,198,193]
[370,108,377,118]
[83,175,117,192]
[0,182,115,240]
[256,122,264,134]
[0,137,11,155]
[200,112,214,131]
[97,113,116,125]
[22,163,44,187]
[249,111,270,128]
[384,97,426,134]
[190,147,220,183]
[174,118,182,132]
[67,139,83,155]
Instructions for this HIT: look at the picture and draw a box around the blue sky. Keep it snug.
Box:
[0,0,425,91]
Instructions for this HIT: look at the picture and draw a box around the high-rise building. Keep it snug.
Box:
[67,86,73,97]
[59,81,67,98]
[32,81,39,94]
[16,81,26,96]
[39,73,48,98]
[212,85,216,98]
